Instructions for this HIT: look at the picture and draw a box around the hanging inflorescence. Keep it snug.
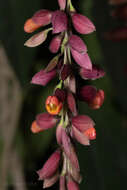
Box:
[24,0,105,189]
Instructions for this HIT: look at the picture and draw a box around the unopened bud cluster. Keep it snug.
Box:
[24,0,105,189]
[105,0,127,41]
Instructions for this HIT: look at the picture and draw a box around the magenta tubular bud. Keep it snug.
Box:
[37,150,61,180]
[54,88,66,102]
[61,64,71,81]
[67,92,77,116]
[62,130,80,171]
[36,113,57,130]
[71,48,92,70]
[89,89,105,109]
[104,27,127,41]
[31,69,56,86]
[67,178,80,190]
[43,171,59,188]
[69,34,87,54]
[80,65,105,80]
[71,13,96,34]
[52,10,68,34]
[79,85,97,102]
[56,125,63,145]
[58,0,66,10]
[72,126,90,146]
[60,176,66,190]
[72,115,95,132]
[32,9,52,26]
[49,35,62,53]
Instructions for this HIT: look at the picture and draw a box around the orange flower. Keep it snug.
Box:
[45,96,63,115]
[31,120,43,133]
[24,18,41,33]
[84,127,96,140]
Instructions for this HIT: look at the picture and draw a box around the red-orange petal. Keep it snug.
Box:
[84,127,96,140]
[31,120,43,133]
[24,18,41,33]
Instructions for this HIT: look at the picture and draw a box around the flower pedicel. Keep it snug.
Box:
[24,0,105,189]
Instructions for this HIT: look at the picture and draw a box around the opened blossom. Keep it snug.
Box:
[46,95,63,115]
[24,0,105,189]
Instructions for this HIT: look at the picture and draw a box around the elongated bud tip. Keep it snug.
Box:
[46,96,63,115]
[37,150,61,179]
[31,120,43,133]
[24,18,40,33]
[84,127,96,140]
[58,0,66,10]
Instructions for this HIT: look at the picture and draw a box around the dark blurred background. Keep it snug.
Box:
[0,0,127,189]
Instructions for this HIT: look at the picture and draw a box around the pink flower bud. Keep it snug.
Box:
[60,64,71,81]
[71,13,96,34]
[71,48,92,70]
[62,129,80,171]
[24,30,48,47]
[72,115,95,132]
[58,0,66,10]
[37,150,61,179]
[79,85,97,102]
[49,35,62,53]
[52,10,68,34]
[104,27,127,41]
[69,34,87,54]
[80,65,105,80]
[36,113,57,130]
[88,89,104,109]
[60,176,66,190]
[111,4,127,20]
[31,69,56,86]
[67,92,77,116]
[72,126,90,146]
[32,9,52,26]
[43,171,59,188]
[54,88,66,102]
[109,0,127,5]
[67,178,80,190]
